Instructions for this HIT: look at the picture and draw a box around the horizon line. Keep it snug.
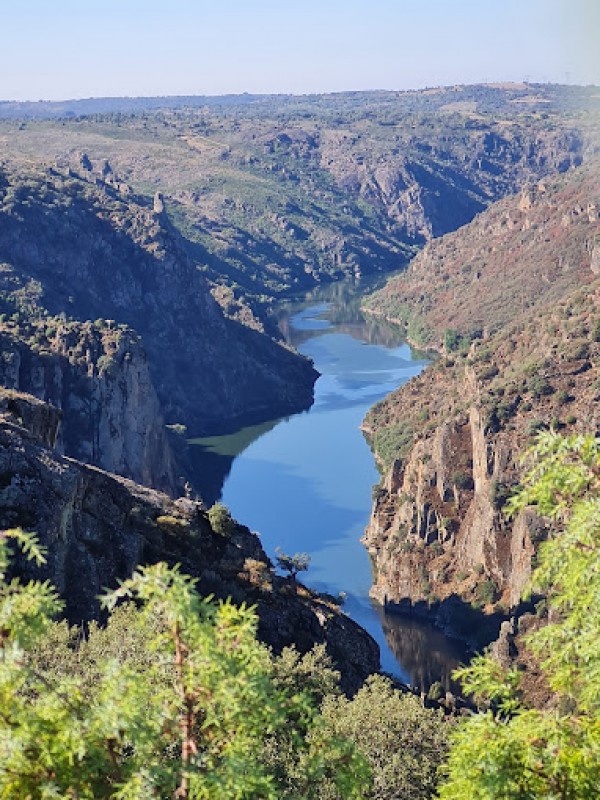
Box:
[2,80,598,106]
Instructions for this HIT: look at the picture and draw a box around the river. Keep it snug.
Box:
[190,282,467,690]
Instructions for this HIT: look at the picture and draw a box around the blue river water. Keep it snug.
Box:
[191,288,467,688]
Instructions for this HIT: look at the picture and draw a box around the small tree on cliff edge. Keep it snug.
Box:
[275,547,311,580]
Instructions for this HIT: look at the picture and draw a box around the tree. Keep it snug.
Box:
[275,547,311,580]
[207,501,235,536]
[319,674,448,800]
[438,432,600,800]
[0,530,368,799]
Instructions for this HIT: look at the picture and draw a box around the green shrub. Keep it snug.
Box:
[489,480,514,511]
[0,532,369,799]
[430,541,444,556]
[427,680,444,702]
[527,419,546,437]
[372,422,415,471]
[155,514,189,530]
[372,484,387,502]
[275,547,310,579]
[478,364,499,380]
[320,675,449,800]
[208,501,236,536]
[556,389,572,405]
[451,471,474,491]
[528,374,554,398]
[475,578,499,605]
[444,328,462,352]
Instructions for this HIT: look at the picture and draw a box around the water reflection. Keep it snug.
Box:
[189,280,465,689]
[374,608,468,693]
[276,280,412,349]
[188,418,284,507]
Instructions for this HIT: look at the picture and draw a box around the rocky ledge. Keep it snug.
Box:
[0,318,176,495]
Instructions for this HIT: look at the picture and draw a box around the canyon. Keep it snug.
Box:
[0,386,378,692]
[1,83,599,688]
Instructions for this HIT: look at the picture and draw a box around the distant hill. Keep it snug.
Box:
[1,83,599,120]
[0,94,266,120]
[2,83,597,309]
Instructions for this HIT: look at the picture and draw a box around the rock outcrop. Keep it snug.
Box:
[320,124,584,245]
[363,281,600,639]
[0,318,176,494]
[0,389,379,693]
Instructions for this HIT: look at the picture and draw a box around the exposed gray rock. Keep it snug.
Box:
[0,321,176,495]
[153,191,164,214]
[591,244,600,275]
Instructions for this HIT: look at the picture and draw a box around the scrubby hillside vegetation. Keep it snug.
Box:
[2,83,597,307]
[363,160,600,348]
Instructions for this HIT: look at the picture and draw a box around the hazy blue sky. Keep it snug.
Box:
[2,0,599,101]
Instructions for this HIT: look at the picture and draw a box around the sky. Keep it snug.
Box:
[2,0,599,101]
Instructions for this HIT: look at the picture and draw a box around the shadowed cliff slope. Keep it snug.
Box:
[0,163,318,449]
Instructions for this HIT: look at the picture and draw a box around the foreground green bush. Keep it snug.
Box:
[0,531,368,799]
[320,674,449,800]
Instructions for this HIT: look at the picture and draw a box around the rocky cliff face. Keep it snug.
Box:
[319,122,585,245]
[0,163,317,441]
[0,318,175,494]
[362,163,600,643]
[364,285,600,639]
[0,388,379,693]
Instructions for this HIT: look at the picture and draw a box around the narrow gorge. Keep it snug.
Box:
[1,84,599,697]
